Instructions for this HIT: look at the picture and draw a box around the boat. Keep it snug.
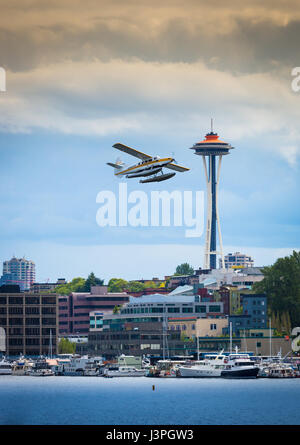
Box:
[0,357,12,375]
[264,362,298,378]
[146,359,188,378]
[103,365,146,377]
[176,351,226,378]
[58,355,90,376]
[12,356,34,375]
[220,353,260,378]
[84,357,104,376]
[28,359,55,376]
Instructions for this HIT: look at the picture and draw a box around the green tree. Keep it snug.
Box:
[253,250,300,328]
[174,263,194,276]
[78,272,104,292]
[55,277,86,295]
[55,273,104,295]
[144,280,159,288]
[108,278,128,292]
[58,338,76,354]
[113,305,122,314]
[127,281,146,292]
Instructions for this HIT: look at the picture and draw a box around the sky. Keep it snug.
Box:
[0,0,300,282]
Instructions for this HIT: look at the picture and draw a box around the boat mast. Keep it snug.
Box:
[197,327,199,361]
[269,318,272,358]
[162,313,169,360]
[229,322,232,353]
[48,329,53,359]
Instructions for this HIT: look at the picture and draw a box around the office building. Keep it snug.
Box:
[0,290,58,356]
[59,286,130,335]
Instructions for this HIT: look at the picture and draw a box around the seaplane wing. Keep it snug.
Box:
[164,163,190,172]
[113,143,152,161]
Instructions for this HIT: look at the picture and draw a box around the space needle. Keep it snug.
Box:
[190,121,234,270]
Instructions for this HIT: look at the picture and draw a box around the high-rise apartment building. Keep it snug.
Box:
[2,257,35,291]
[219,252,254,269]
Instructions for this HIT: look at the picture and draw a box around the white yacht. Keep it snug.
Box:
[0,357,12,375]
[103,365,146,377]
[177,351,226,378]
[84,357,104,376]
[220,353,260,378]
[58,355,90,376]
[28,359,55,376]
[12,356,34,375]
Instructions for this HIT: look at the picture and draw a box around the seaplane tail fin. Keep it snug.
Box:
[107,157,126,175]
[107,162,123,169]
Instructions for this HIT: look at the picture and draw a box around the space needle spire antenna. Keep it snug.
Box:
[189,122,235,270]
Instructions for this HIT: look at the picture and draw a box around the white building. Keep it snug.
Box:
[2,256,35,291]
[219,252,254,269]
[198,267,263,290]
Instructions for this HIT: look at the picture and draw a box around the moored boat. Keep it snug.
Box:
[103,365,146,377]
[220,353,260,378]
[12,356,34,375]
[177,352,226,378]
[28,359,55,376]
[0,357,12,375]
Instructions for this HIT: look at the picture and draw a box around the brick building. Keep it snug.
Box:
[59,286,130,335]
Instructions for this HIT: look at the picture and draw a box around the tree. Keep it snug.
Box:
[174,263,194,276]
[113,305,122,314]
[253,250,300,329]
[108,278,128,293]
[78,272,104,292]
[58,338,76,354]
[55,273,104,295]
[127,281,146,292]
[144,280,159,288]
[55,277,86,295]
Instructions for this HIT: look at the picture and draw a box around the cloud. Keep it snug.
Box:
[1,59,300,166]
[1,1,300,75]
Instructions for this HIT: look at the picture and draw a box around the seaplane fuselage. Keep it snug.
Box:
[115,157,174,177]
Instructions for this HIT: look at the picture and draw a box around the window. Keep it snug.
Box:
[210,324,217,330]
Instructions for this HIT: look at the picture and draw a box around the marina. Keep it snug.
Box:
[2,351,300,379]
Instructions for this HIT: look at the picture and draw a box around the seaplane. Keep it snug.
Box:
[107,143,190,183]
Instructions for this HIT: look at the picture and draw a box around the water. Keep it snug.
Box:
[0,376,300,425]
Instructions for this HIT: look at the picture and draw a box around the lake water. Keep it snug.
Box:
[0,376,300,425]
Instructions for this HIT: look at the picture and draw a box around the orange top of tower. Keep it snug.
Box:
[198,132,226,144]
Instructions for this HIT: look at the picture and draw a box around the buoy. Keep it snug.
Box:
[152,385,155,391]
